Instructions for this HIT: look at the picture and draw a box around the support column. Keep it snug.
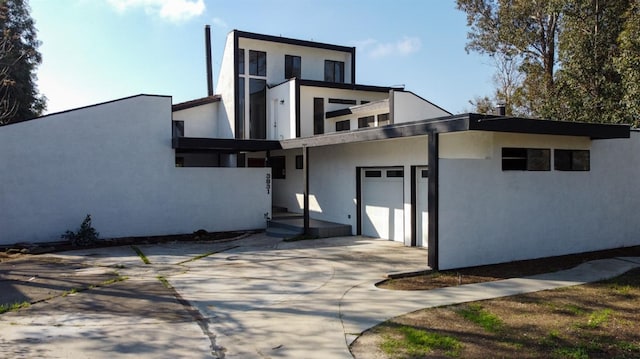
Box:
[427,131,439,270]
[302,145,310,235]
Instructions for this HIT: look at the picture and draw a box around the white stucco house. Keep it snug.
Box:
[1,29,638,270]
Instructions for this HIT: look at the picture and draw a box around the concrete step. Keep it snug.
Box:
[265,226,303,238]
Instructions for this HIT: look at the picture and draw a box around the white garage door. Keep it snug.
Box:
[415,166,428,247]
[362,168,404,242]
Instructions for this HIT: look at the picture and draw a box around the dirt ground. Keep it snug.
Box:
[352,246,640,358]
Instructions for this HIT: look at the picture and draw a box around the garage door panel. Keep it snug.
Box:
[362,168,404,242]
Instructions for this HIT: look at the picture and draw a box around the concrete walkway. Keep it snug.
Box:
[0,234,638,359]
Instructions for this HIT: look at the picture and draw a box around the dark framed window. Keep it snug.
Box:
[238,48,245,75]
[387,169,404,178]
[361,100,370,104]
[335,120,350,132]
[235,77,245,139]
[328,98,356,105]
[249,79,266,139]
[324,60,344,83]
[378,113,390,126]
[502,148,550,171]
[270,156,286,179]
[295,155,303,169]
[172,121,184,138]
[247,157,265,167]
[358,116,375,128]
[249,50,266,76]
[365,170,382,178]
[285,55,301,79]
[555,150,590,171]
[314,97,324,135]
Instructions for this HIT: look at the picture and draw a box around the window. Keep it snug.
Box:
[358,116,375,128]
[235,77,245,139]
[238,48,245,75]
[335,119,350,132]
[328,98,356,105]
[555,150,590,171]
[295,155,303,169]
[270,156,286,179]
[324,60,344,82]
[249,50,266,76]
[365,170,382,178]
[172,121,184,138]
[378,113,390,126]
[387,169,404,178]
[249,79,266,139]
[502,148,550,171]
[285,55,301,79]
[314,97,324,135]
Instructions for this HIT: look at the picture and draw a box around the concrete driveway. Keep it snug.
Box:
[0,233,428,358]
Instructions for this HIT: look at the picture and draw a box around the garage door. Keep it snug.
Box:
[361,168,404,242]
[415,166,428,247]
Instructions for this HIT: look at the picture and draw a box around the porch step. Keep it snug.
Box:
[267,217,352,239]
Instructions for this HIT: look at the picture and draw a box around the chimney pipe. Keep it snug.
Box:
[205,25,214,96]
[496,103,506,116]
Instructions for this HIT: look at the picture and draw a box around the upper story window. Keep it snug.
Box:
[324,60,344,83]
[249,50,267,76]
[554,150,590,171]
[238,48,245,75]
[285,55,301,79]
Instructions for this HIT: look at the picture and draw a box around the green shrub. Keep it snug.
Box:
[61,214,100,246]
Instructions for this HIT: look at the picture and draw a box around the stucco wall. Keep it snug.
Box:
[437,131,640,270]
[172,101,219,137]
[392,91,450,123]
[0,95,271,245]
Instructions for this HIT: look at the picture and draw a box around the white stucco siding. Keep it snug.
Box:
[273,137,428,245]
[173,102,219,137]
[215,32,236,139]
[237,37,353,84]
[392,91,450,123]
[266,81,295,140]
[437,131,640,270]
[298,86,389,137]
[0,95,270,245]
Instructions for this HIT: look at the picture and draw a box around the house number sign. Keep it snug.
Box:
[265,173,271,194]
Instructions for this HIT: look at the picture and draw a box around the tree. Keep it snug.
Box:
[456,0,565,118]
[615,0,640,126]
[0,0,45,125]
[555,0,630,124]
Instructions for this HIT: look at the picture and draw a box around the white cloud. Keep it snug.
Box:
[358,36,422,58]
[107,0,205,22]
[211,17,228,29]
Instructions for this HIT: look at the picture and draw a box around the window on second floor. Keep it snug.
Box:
[238,48,245,75]
[285,55,301,79]
[336,119,350,132]
[324,60,344,83]
[249,50,267,76]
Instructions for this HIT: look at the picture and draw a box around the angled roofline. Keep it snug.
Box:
[395,89,453,116]
[298,79,392,93]
[172,95,221,112]
[0,94,172,127]
[233,30,355,54]
[280,113,630,149]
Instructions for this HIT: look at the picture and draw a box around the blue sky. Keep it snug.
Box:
[30,0,496,115]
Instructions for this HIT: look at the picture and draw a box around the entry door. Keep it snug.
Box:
[415,167,429,247]
[362,168,404,242]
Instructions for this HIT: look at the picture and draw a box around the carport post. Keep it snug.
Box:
[303,144,310,235]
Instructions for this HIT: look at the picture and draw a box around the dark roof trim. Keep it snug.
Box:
[326,108,352,119]
[468,114,630,140]
[0,94,171,127]
[280,113,630,149]
[172,137,282,152]
[172,95,221,112]
[298,79,391,93]
[234,30,355,54]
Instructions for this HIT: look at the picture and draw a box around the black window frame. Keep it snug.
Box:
[238,48,245,75]
[554,149,590,171]
[502,148,551,171]
[358,115,375,129]
[285,54,301,79]
[313,97,324,135]
[249,50,267,76]
[335,119,350,132]
[324,60,344,83]
[295,155,303,169]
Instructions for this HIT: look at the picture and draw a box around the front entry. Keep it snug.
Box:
[361,167,404,242]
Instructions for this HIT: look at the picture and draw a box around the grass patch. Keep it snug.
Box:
[131,245,151,264]
[0,301,30,314]
[380,325,462,358]
[456,304,504,333]
[584,308,612,329]
[283,234,318,242]
[552,346,589,359]
[157,275,171,289]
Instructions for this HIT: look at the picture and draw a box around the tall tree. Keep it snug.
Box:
[456,0,564,117]
[555,0,629,124]
[615,0,640,126]
[0,0,45,124]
